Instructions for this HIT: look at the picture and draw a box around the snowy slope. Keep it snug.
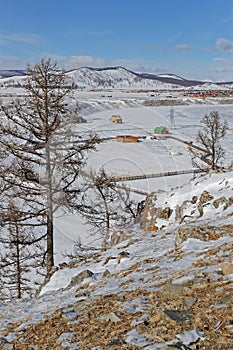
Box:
[0,66,180,90]
[67,66,182,90]
[0,171,232,349]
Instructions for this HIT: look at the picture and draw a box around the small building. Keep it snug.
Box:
[154,126,169,135]
[110,115,122,124]
[116,135,138,143]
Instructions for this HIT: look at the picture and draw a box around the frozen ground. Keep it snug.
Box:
[83,103,233,176]
[1,170,232,349]
[52,102,233,263]
[1,84,232,262]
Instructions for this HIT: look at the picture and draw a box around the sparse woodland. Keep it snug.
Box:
[77,168,137,241]
[0,58,100,299]
[0,58,137,300]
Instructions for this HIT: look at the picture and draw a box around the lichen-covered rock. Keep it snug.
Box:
[68,269,94,288]
[197,190,214,217]
[199,190,215,204]
[175,224,233,246]
[175,192,232,223]
[158,284,190,301]
[135,193,172,232]
[102,229,134,249]
[213,196,228,209]
[221,263,233,276]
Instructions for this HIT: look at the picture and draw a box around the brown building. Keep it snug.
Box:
[110,115,122,124]
[116,135,138,143]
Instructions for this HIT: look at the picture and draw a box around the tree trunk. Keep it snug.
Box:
[46,214,54,271]
[16,223,22,299]
[45,142,54,272]
[97,185,110,241]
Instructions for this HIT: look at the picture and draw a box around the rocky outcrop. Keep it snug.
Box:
[68,269,94,288]
[102,229,134,249]
[175,224,233,246]
[213,196,229,209]
[137,189,233,231]
[136,193,172,232]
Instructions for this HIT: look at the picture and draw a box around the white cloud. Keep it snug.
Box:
[213,57,225,62]
[50,55,165,74]
[0,56,26,69]
[210,66,233,73]
[0,33,42,46]
[173,44,192,51]
[113,59,165,74]
[0,54,166,73]
[148,44,167,50]
[53,55,110,70]
[216,38,233,54]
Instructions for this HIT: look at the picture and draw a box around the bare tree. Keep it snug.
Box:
[190,110,228,171]
[76,168,137,242]
[0,58,99,272]
[0,204,45,300]
[63,237,100,263]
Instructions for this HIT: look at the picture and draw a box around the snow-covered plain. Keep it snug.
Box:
[79,103,233,178]
[52,101,233,263]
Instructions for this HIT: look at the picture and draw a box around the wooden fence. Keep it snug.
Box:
[112,168,204,182]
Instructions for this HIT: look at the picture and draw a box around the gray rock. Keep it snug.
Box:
[217,293,233,305]
[158,284,190,300]
[68,269,93,288]
[213,196,228,209]
[103,269,111,278]
[184,297,197,308]
[175,224,233,245]
[221,263,233,276]
[105,312,122,323]
[160,344,191,349]
[197,191,214,217]
[164,310,193,323]
[0,338,13,349]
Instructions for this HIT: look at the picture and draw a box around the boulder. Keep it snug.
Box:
[221,263,233,276]
[102,229,134,249]
[137,193,171,232]
[158,284,190,301]
[197,191,214,217]
[68,269,93,288]
[213,196,228,209]
[175,225,233,245]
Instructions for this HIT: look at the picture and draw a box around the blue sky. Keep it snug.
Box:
[1,0,233,80]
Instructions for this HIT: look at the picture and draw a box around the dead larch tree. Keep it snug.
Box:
[0,58,99,273]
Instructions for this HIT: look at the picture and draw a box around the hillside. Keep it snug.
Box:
[0,70,26,79]
[0,171,232,349]
[1,66,233,90]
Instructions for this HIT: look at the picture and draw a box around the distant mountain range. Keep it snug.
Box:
[0,66,232,89]
[0,70,26,79]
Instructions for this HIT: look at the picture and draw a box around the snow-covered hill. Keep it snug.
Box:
[1,66,233,90]
[0,70,26,79]
[0,171,232,349]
